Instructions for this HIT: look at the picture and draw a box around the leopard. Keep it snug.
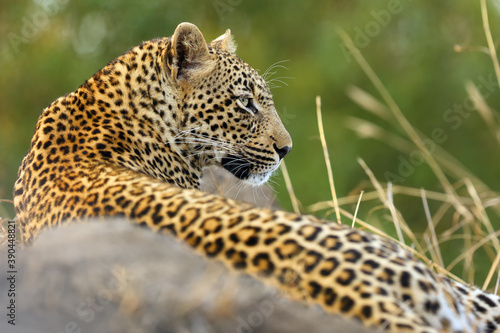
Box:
[13,22,500,333]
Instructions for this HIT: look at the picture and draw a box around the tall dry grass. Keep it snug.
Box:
[282,0,500,293]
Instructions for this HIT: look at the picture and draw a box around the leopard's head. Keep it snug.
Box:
[166,23,292,185]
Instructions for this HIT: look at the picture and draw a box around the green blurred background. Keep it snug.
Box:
[1,0,500,280]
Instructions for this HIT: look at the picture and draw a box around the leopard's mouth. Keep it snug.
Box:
[221,155,252,180]
[221,154,276,185]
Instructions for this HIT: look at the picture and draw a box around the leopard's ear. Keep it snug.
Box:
[209,29,237,54]
[167,22,213,81]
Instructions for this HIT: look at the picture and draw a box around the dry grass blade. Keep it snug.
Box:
[387,182,405,244]
[462,178,500,289]
[336,28,471,220]
[357,158,413,246]
[345,116,413,152]
[0,219,8,247]
[316,96,342,224]
[346,85,391,121]
[481,0,500,90]
[421,189,444,268]
[352,191,364,228]
[346,86,485,189]
[454,44,490,54]
[308,185,477,213]
[347,85,494,194]
[484,251,500,292]
[280,160,301,214]
[495,272,500,294]
[465,81,500,145]
[464,178,499,250]
[485,197,500,209]
[446,230,500,273]
[463,222,475,284]
[337,206,464,282]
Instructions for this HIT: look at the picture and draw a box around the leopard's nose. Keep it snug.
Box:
[273,143,292,160]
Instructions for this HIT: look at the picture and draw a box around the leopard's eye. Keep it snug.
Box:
[237,97,256,114]
[238,97,250,108]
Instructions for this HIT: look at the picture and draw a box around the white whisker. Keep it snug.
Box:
[262,60,291,82]
[234,181,248,199]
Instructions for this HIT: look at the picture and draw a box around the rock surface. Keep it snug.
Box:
[0,220,375,333]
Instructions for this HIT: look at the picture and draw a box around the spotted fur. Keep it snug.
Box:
[13,23,500,332]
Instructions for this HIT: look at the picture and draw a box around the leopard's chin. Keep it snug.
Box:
[244,171,272,185]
